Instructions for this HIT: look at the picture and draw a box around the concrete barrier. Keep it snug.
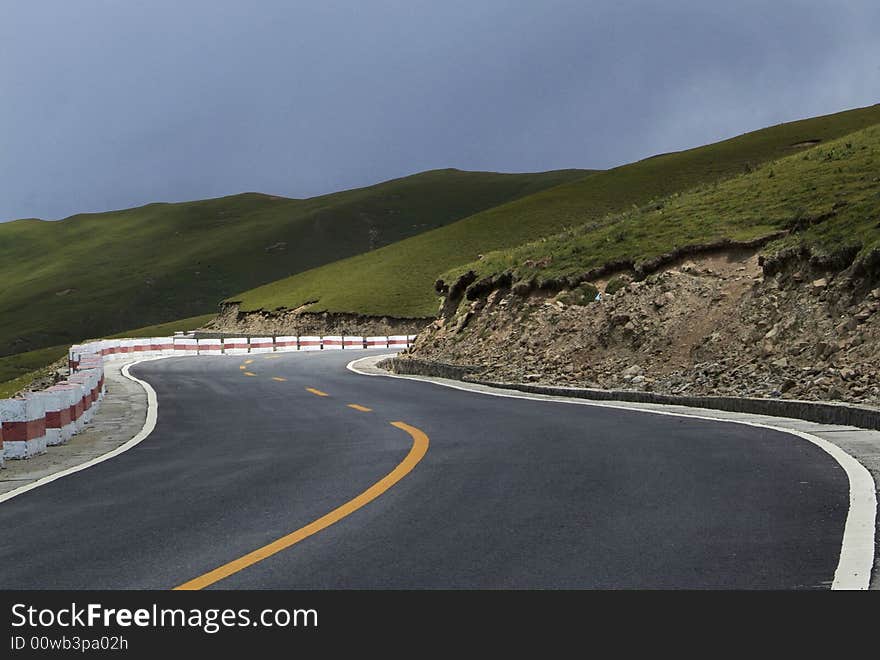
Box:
[47,383,85,435]
[131,338,152,354]
[68,345,81,371]
[382,357,880,432]
[83,364,106,402]
[33,389,72,446]
[68,372,98,424]
[472,381,880,432]
[1,329,418,464]
[366,336,389,348]
[275,336,298,352]
[197,338,223,355]
[47,385,80,440]
[388,335,409,349]
[1,396,48,459]
[173,337,199,354]
[150,336,175,356]
[299,336,322,351]
[85,369,102,405]
[120,338,139,356]
[78,355,104,375]
[68,383,87,433]
[99,372,106,400]
[343,336,365,349]
[249,337,274,354]
[223,337,249,355]
[382,356,484,380]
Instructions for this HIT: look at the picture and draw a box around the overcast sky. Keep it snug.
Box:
[1,0,878,221]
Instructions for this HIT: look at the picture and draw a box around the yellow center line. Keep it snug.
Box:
[243,372,257,377]
[174,421,429,590]
[264,355,282,360]
[272,377,287,382]
[239,365,247,370]
[244,359,254,365]
[347,404,372,412]
[306,387,328,397]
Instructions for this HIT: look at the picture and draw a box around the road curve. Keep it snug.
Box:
[0,350,851,589]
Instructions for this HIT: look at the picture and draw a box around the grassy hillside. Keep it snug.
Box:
[445,125,880,288]
[231,104,880,318]
[0,346,70,398]
[0,168,586,357]
[0,313,215,397]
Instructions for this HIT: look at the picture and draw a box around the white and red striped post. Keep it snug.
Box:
[173,337,199,355]
[150,336,175,356]
[197,338,223,355]
[249,337,274,354]
[275,336,298,352]
[223,337,249,355]
[0,396,48,459]
[68,345,82,372]
[131,338,152,355]
[342,336,366,349]
[388,335,409,350]
[298,336,322,351]
[68,372,98,424]
[32,389,72,446]
[365,336,389,348]
[119,338,139,356]
[99,339,118,358]
[46,385,79,442]
[53,383,87,433]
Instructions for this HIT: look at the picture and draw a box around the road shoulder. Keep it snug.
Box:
[0,359,147,498]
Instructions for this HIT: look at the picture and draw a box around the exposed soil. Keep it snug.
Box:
[409,249,880,406]
[202,302,430,337]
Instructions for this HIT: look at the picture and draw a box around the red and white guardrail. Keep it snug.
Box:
[1,332,416,464]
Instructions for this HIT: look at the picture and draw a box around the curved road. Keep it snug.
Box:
[0,350,850,589]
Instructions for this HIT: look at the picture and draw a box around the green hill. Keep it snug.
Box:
[0,313,216,398]
[445,124,880,292]
[231,104,880,318]
[0,168,586,357]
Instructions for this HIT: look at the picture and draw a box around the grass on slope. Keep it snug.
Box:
[231,104,880,318]
[446,126,880,287]
[0,168,586,357]
[0,313,215,396]
[104,314,217,339]
[0,345,69,397]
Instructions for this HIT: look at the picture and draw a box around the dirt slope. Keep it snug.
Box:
[410,250,880,406]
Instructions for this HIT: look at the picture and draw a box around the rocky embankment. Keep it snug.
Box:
[407,249,880,407]
[203,302,429,337]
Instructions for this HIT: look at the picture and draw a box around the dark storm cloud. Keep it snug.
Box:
[1,0,878,221]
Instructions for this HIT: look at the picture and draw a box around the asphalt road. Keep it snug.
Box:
[0,350,850,589]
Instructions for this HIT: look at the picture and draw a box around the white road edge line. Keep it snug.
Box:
[0,356,167,505]
[347,354,877,590]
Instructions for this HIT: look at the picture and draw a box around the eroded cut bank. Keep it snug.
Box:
[202,302,430,338]
[406,247,880,408]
